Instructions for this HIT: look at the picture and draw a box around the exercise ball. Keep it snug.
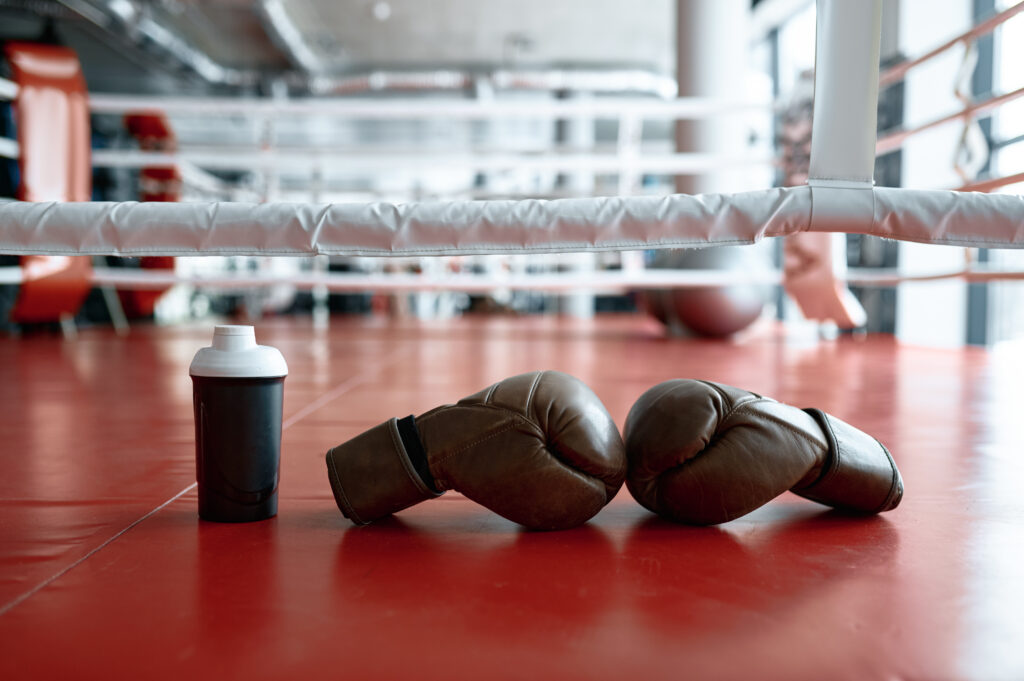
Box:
[642,246,771,338]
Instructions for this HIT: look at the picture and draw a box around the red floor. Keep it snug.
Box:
[1,314,1022,680]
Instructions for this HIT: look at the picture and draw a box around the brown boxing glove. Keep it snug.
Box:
[624,379,903,525]
[326,371,626,530]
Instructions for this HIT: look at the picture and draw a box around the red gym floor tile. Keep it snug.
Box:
[1,315,1022,679]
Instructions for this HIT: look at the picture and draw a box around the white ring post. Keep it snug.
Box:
[784,0,883,328]
[806,0,882,235]
[809,0,883,188]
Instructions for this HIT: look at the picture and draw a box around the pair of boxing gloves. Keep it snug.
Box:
[325,371,903,530]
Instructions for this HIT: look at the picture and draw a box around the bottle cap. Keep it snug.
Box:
[189,325,288,378]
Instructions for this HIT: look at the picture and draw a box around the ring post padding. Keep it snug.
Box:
[808,0,883,188]
[805,0,882,265]
[809,185,875,235]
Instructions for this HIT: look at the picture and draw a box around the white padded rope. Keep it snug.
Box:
[0,189,811,257]
[871,188,1024,247]
[1,0,1022,258]
[1,187,1022,257]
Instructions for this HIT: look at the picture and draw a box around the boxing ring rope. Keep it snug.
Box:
[0,76,16,100]
[85,94,769,119]
[0,78,16,159]
[83,94,776,186]
[0,262,1012,292]
[0,137,17,161]
[0,186,1022,258]
[1,0,1021,188]
[876,84,1024,156]
[87,148,775,177]
[877,1,1024,88]
[959,171,1024,193]
[2,0,1024,305]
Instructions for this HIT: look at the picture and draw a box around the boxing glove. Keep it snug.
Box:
[624,379,903,525]
[326,370,626,530]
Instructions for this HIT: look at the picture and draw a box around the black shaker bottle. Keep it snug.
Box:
[190,325,288,522]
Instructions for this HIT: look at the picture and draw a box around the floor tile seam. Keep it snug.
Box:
[0,483,197,618]
[0,345,410,618]
[280,347,409,431]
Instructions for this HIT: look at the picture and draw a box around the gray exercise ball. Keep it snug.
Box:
[642,246,771,338]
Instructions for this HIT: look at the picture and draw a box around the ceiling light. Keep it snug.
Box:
[372,1,391,22]
[107,0,138,22]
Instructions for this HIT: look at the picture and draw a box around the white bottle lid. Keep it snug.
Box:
[189,325,288,378]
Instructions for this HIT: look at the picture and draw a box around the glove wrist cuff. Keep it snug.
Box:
[796,409,903,513]
[326,417,442,526]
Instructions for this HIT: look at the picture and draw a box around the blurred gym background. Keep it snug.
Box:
[1,0,1022,347]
